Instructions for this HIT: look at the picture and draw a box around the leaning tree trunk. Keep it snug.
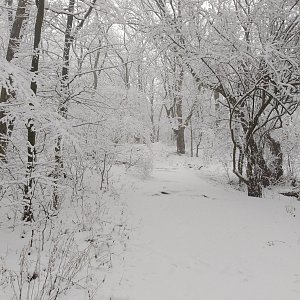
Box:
[0,0,31,160]
[23,0,45,222]
[6,0,13,30]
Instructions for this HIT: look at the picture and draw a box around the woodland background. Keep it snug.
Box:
[0,0,299,299]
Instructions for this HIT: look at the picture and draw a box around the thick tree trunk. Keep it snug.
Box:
[247,136,272,188]
[247,177,262,197]
[175,127,185,154]
[6,0,30,62]
[246,159,262,197]
[244,136,265,198]
[234,134,273,198]
[266,134,283,183]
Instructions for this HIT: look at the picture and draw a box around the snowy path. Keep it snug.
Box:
[104,161,300,300]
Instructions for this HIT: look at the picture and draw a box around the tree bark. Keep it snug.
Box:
[190,121,193,157]
[53,0,75,210]
[174,127,185,154]
[6,0,13,31]
[247,177,262,197]
[175,63,185,154]
[266,134,283,183]
[23,0,45,222]
[149,78,156,142]
[244,135,272,197]
[246,155,262,197]
[214,90,220,127]
[237,147,244,185]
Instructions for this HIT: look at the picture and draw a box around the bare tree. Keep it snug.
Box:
[52,0,97,209]
[202,0,300,196]
[0,0,31,160]
[23,0,45,222]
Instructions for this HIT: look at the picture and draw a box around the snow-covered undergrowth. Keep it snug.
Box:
[0,165,130,300]
[0,140,154,300]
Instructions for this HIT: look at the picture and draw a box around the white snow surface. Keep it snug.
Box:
[100,147,300,300]
[1,144,300,300]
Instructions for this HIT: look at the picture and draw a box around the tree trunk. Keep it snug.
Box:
[244,135,269,198]
[247,136,272,188]
[266,134,283,183]
[175,127,185,154]
[175,63,185,154]
[6,0,13,31]
[196,142,200,157]
[150,81,156,143]
[0,0,31,160]
[214,90,220,127]
[238,148,244,185]
[247,177,262,197]
[23,0,45,222]
[190,122,193,157]
[246,159,262,197]
[156,104,164,142]
[53,0,75,210]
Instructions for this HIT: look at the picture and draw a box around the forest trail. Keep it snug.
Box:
[102,157,300,300]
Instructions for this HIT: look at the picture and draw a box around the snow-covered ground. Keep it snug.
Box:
[1,144,300,300]
[100,146,300,300]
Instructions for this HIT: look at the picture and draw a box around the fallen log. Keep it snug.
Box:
[280,191,300,199]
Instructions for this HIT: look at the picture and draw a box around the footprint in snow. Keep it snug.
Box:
[267,240,286,247]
